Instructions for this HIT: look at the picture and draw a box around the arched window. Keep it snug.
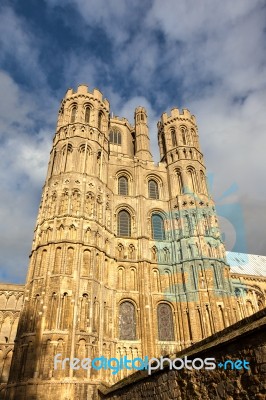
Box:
[148,180,159,199]
[70,106,77,123]
[200,171,207,194]
[109,128,122,145]
[85,106,91,123]
[181,126,187,145]
[187,167,197,193]
[53,247,62,274]
[151,214,165,240]
[46,292,57,330]
[161,133,167,155]
[59,293,69,330]
[117,267,125,290]
[176,170,183,194]
[37,249,47,276]
[191,129,197,146]
[82,249,91,277]
[119,301,136,340]
[171,128,177,147]
[30,294,40,331]
[98,111,104,130]
[118,176,128,195]
[65,144,73,172]
[157,303,175,341]
[80,294,89,331]
[117,210,131,237]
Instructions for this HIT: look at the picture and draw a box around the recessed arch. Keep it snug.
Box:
[186,165,198,193]
[117,266,125,290]
[200,170,207,194]
[157,302,175,341]
[170,127,177,147]
[118,300,137,340]
[98,110,104,130]
[174,167,184,194]
[70,104,77,123]
[84,103,92,123]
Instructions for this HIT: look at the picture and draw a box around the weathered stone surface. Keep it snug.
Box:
[99,309,266,400]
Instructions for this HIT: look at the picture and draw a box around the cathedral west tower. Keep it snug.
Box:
[5,85,239,400]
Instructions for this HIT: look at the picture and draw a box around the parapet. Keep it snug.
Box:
[110,116,132,130]
[135,106,147,114]
[112,116,129,123]
[160,107,196,124]
[63,85,110,109]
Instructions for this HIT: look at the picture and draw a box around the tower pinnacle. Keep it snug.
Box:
[134,107,153,161]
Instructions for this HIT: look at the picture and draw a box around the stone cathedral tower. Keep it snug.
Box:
[5,85,239,400]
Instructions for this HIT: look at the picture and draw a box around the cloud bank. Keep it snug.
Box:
[0,0,265,282]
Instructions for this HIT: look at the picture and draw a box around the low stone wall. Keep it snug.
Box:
[99,308,266,400]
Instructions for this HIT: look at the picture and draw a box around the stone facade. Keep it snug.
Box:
[0,284,24,395]
[1,84,266,399]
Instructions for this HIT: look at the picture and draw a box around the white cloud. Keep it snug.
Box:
[0,7,47,85]
[0,69,54,283]
[46,0,143,45]
[1,0,266,284]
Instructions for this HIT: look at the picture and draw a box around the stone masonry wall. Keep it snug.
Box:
[99,308,266,400]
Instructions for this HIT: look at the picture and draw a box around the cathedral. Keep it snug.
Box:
[0,85,265,399]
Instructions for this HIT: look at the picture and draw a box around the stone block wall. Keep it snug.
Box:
[99,308,266,400]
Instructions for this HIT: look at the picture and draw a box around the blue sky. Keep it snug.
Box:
[0,0,266,283]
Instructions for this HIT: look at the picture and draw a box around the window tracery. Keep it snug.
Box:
[119,301,136,340]
[109,128,122,145]
[157,303,175,341]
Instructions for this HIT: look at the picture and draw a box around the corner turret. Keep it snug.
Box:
[134,107,153,161]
